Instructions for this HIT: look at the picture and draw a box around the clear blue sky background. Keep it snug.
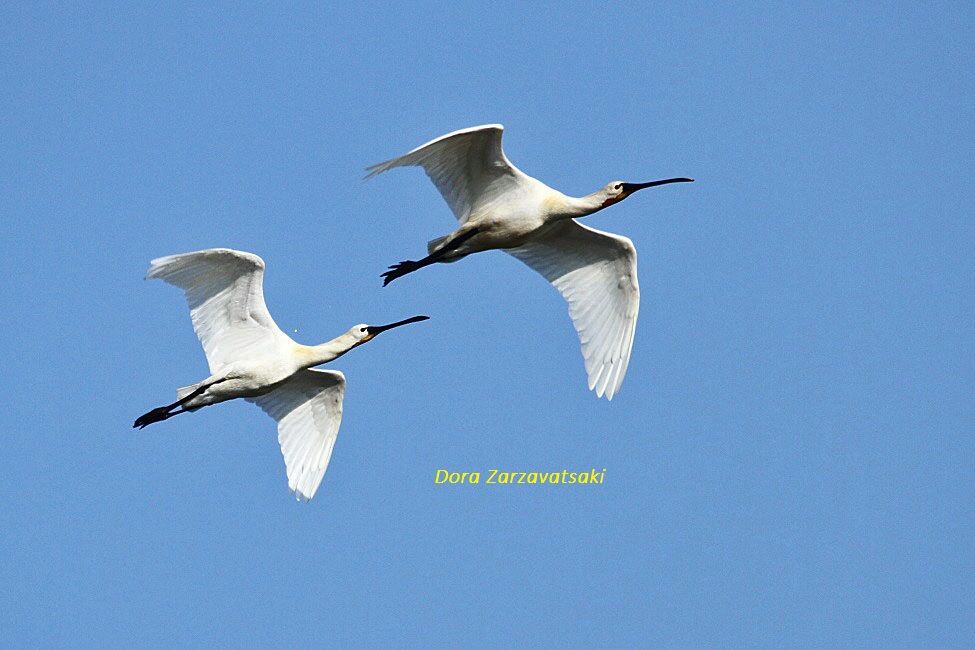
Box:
[2,2,972,646]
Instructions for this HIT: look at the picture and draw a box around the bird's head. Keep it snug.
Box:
[599,177,695,208]
[349,315,430,348]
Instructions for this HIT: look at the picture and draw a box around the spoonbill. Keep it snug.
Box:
[367,124,692,400]
[133,248,428,500]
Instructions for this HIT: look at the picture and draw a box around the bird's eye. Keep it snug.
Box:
[614,184,622,191]
[360,327,367,333]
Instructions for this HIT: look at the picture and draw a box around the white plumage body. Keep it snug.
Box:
[174,356,301,408]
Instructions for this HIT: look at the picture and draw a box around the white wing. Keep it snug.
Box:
[248,369,346,501]
[366,124,535,224]
[507,221,640,400]
[146,248,287,373]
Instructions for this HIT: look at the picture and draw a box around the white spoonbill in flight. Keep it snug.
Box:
[367,124,692,400]
[133,248,428,500]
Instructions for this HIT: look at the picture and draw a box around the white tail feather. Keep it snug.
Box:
[176,383,199,401]
[427,235,466,263]
[427,235,449,254]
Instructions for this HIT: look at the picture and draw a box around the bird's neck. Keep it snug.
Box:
[297,334,357,368]
[555,191,610,219]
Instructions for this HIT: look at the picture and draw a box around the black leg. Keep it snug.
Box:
[381,259,431,286]
[382,228,479,286]
[132,380,221,429]
[133,406,175,429]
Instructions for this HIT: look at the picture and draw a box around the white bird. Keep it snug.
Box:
[133,248,428,501]
[367,124,692,400]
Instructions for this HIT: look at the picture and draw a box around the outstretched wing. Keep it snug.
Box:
[366,124,534,224]
[146,248,287,373]
[507,221,640,400]
[248,369,346,501]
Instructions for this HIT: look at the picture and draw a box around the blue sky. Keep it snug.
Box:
[2,2,972,646]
